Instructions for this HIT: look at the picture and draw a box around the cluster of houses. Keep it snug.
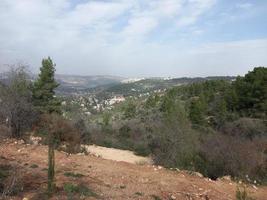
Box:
[62,94,126,117]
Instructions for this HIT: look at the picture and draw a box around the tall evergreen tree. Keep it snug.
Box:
[33,57,61,113]
[32,57,60,196]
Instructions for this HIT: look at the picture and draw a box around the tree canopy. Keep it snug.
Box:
[33,57,61,113]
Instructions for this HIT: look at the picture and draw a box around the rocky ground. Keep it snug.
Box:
[0,139,266,200]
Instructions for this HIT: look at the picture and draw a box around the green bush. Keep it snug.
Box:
[30,164,39,168]
[63,183,97,197]
[134,143,150,156]
[64,172,84,178]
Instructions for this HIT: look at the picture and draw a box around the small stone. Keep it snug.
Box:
[252,185,258,190]
[220,175,231,181]
[194,172,203,178]
[170,195,176,199]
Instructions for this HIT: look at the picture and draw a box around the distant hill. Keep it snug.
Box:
[0,72,236,97]
[93,76,236,97]
[55,74,124,94]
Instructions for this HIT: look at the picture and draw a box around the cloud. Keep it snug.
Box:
[0,0,266,77]
[177,0,216,27]
[236,2,253,9]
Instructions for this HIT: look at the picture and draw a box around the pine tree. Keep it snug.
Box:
[33,57,61,113]
[32,57,60,196]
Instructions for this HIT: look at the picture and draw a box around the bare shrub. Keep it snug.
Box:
[150,120,200,170]
[37,114,82,153]
[0,66,38,138]
[221,118,267,139]
[198,134,267,182]
[1,166,23,198]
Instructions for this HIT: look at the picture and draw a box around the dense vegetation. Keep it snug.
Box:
[82,67,267,183]
[0,64,266,198]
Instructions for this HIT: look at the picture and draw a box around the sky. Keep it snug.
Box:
[0,0,267,77]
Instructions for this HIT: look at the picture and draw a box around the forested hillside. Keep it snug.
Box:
[0,63,266,199]
[81,67,267,184]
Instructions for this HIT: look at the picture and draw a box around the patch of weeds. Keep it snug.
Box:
[135,192,143,196]
[64,172,84,178]
[30,164,39,168]
[151,194,162,200]
[120,185,126,189]
[0,169,9,180]
[135,160,148,166]
[236,186,255,200]
[0,165,10,182]
[63,183,98,198]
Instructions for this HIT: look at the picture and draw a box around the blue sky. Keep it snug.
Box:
[0,0,266,77]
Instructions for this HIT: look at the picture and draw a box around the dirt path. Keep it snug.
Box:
[82,145,152,164]
[0,140,266,200]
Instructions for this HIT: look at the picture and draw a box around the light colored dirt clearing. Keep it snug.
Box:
[82,145,153,164]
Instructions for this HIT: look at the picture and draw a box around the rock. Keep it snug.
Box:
[30,136,42,145]
[23,198,29,200]
[220,175,231,181]
[18,140,25,145]
[170,195,176,199]
[193,172,203,178]
[252,185,258,190]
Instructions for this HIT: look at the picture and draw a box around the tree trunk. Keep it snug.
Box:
[47,132,55,196]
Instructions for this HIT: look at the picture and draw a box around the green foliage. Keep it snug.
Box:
[0,165,10,183]
[233,67,267,115]
[189,96,207,126]
[102,111,111,126]
[151,194,162,200]
[134,143,151,156]
[123,100,136,119]
[33,57,61,113]
[63,183,97,198]
[145,94,159,108]
[135,192,143,196]
[64,172,84,178]
[118,125,131,138]
[152,100,199,170]
[30,164,39,168]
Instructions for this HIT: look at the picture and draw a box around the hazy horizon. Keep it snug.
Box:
[0,0,266,77]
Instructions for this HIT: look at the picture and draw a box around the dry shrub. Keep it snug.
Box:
[1,166,23,198]
[221,118,267,139]
[37,114,82,153]
[0,125,10,139]
[198,134,267,182]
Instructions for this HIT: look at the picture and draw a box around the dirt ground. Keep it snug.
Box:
[82,145,152,165]
[0,139,266,200]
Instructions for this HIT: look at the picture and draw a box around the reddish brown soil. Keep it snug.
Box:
[0,140,266,200]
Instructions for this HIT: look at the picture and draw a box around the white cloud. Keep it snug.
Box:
[236,2,253,9]
[177,0,216,27]
[0,0,266,77]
